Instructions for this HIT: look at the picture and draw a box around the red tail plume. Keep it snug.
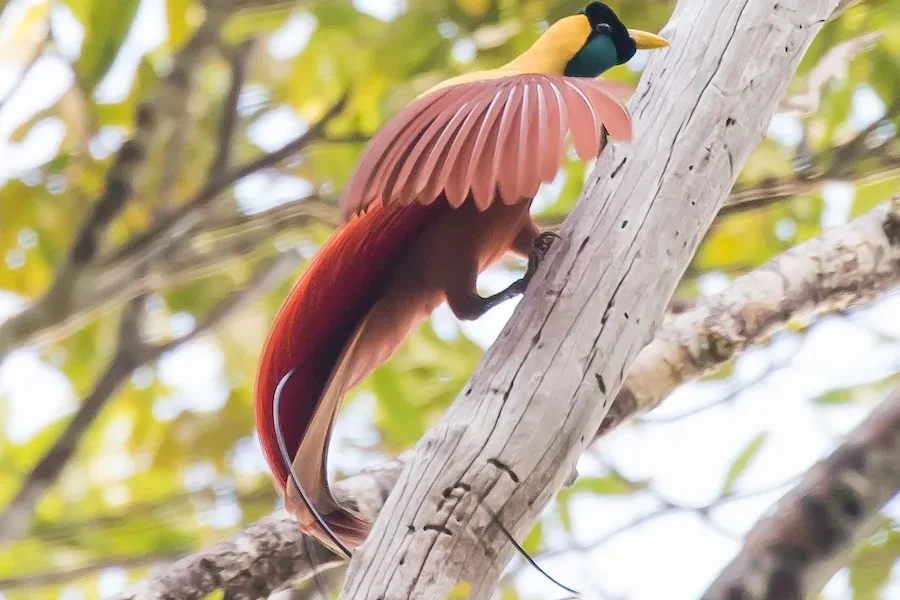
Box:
[253,199,443,491]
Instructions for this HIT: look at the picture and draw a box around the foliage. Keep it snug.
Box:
[0,0,897,598]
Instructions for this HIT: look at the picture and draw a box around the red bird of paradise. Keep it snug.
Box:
[254,2,669,557]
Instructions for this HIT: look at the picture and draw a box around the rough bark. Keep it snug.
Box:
[102,194,900,600]
[702,386,900,600]
[340,0,841,598]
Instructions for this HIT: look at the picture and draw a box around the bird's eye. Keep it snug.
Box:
[594,23,612,35]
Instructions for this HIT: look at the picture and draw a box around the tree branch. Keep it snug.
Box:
[720,102,899,217]
[209,39,256,180]
[107,457,407,600]
[702,385,900,600]
[599,195,900,435]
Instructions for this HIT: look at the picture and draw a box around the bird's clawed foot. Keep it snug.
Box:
[449,231,562,321]
[525,231,561,280]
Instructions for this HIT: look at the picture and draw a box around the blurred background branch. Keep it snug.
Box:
[703,384,900,600]
[0,253,297,543]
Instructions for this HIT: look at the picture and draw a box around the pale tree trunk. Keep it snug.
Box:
[339,0,843,598]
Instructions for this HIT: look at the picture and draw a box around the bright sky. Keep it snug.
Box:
[0,0,897,598]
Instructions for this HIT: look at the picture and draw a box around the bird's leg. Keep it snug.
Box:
[445,229,560,321]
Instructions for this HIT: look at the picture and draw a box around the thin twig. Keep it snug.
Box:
[210,39,256,180]
[101,93,349,275]
[197,195,341,236]
[501,478,797,585]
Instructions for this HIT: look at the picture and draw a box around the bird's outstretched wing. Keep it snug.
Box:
[342,74,633,219]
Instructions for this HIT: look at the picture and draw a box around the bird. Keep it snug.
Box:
[254,1,669,557]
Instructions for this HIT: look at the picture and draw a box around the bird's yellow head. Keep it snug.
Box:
[562,2,669,77]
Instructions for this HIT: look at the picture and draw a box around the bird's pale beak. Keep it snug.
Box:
[627,29,670,49]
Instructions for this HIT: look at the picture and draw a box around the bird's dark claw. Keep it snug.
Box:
[533,231,561,255]
[525,231,561,278]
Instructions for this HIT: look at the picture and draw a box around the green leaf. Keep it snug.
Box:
[851,173,900,218]
[815,372,900,406]
[721,433,767,496]
[849,521,900,600]
[59,0,91,24]
[557,490,573,534]
[166,0,195,50]
[74,0,142,93]
[569,474,641,495]
[815,388,856,405]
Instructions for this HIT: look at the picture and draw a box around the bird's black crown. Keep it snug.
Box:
[578,2,637,65]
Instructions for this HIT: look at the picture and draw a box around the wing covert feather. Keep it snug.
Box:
[343,74,632,219]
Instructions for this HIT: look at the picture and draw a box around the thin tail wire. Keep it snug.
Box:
[274,368,352,558]
[273,367,578,597]
[475,502,580,597]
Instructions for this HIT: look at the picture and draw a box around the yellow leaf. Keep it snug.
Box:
[166,0,194,50]
[447,581,472,599]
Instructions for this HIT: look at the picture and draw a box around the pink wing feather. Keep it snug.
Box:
[342,74,633,219]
